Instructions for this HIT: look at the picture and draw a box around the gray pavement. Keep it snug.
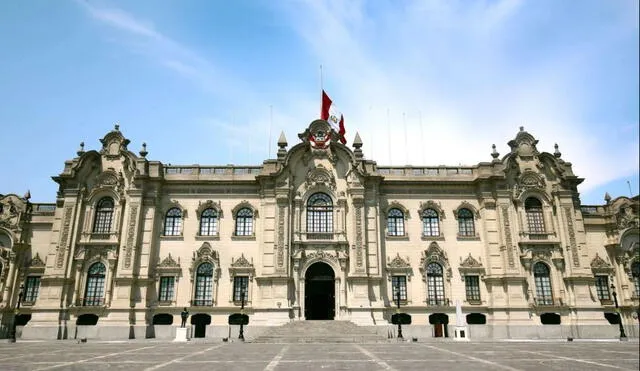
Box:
[0,339,638,371]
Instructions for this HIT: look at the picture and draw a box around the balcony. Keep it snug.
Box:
[79,231,119,246]
[293,231,348,244]
[426,298,450,307]
[518,231,560,246]
[191,299,214,307]
[82,297,105,307]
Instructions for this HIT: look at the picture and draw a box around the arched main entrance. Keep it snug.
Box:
[305,262,335,320]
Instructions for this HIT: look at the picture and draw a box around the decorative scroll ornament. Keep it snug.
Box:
[458,253,486,278]
[29,253,46,268]
[159,253,180,268]
[419,242,452,280]
[0,194,27,230]
[305,166,336,191]
[388,254,411,269]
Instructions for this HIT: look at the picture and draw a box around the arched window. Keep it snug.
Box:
[632,261,640,298]
[194,263,214,306]
[457,208,475,237]
[84,262,106,306]
[387,208,405,236]
[200,208,218,236]
[422,209,440,237]
[93,197,114,233]
[426,263,445,305]
[307,193,333,233]
[525,198,545,233]
[164,208,182,236]
[235,208,254,236]
[534,262,553,305]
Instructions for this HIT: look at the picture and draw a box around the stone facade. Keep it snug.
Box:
[0,121,638,340]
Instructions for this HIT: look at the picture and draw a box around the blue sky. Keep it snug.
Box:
[0,0,638,204]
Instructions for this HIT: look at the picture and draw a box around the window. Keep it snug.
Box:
[235,208,253,236]
[525,198,545,233]
[199,208,218,236]
[465,276,481,302]
[164,208,182,236]
[233,276,249,302]
[457,208,475,237]
[533,262,553,305]
[158,276,175,302]
[426,263,445,305]
[307,193,333,233]
[632,262,640,298]
[422,209,440,237]
[387,208,405,236]
[391,276,407,301]
[93,197,114,233]
[594,276,610,301]
[84,262,106,306]
[24,276,41,303]
[194,263,213,306]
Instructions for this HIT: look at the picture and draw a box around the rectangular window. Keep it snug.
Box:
[465,276,481,302]
[158,276,175,302]
[24,276,41,303]
[233,276,249,302]
[391,276,407,301]
[595,275,610,301]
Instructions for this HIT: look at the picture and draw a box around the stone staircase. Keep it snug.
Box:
[251,320,389,343]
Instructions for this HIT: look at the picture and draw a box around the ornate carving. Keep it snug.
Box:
[232,201,258,218]
[231,254,253,268]
[502,206,515,267]
[355,203,364,269]
[590,253,614,274]
[305,166,336,191]
[306,249,338,264]
[617,206,638,230]
[56,205,74,269]
[29,253,46,267]
[387,253,410,269]
[383,201,409,218]
[99,124,130,159]
[159,253,180,267]
[190,242,220,279]
[453,201,480,219]
[276,205,285,271]
[0,194,26,230]
[564,207,579,267]
[123,205,138,269]
[419,200,445,219]
[460,253,482,268]
[420,242,452,280]
[196,200,223,218]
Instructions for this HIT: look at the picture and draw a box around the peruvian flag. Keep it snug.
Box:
[321,90,346,144]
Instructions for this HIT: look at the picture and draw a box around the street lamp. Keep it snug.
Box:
[395,284,403,340]
[239,287,246,342]
[610,284,627,340]
[9,284,24,343]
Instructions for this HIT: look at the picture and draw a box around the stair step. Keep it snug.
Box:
[250,320,388,344]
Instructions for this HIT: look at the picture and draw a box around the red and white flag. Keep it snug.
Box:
[321,90,346,144]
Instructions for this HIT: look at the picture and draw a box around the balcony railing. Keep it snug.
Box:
[533,297,563,307]
[191,299,213,307]
[294,231,347,243]
[83,297,105,307]
[79,231,119,245]
[427,298,450,306]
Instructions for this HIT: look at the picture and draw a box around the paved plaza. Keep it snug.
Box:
[0,340,638,371]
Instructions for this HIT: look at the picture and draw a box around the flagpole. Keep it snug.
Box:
[403,112,408,165]
[387,108,391,165]
[268,105,273,158]
[320,64,324,117]
[419,111,425,164]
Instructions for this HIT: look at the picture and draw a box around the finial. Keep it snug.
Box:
[139,142,148,157]
[77,142,85,156]
[519,126,524,132]
[554,143,561,158]
[491,144,499,159]
[23,190,31,200]
[353,132,363,149]
[114,123,120,131]
[277,131,288,149]
[604,192,611,203]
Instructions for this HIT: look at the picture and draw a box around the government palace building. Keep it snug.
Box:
[0,120,638,341]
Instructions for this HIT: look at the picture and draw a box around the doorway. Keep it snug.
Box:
[429,313,449,338]
[305,262,335,320]
[191,313,211,338]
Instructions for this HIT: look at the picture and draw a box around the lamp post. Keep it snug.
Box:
[610,284,627,340]
[395,284,403,340]
[9,284,24,343]
[239,287,245,342]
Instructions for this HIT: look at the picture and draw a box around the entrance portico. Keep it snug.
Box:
[297,258,343,321]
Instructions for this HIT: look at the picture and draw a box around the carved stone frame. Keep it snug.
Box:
[228,254,255,305]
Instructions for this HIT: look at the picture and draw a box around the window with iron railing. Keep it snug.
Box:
[391,276,407,301]
[426,263,445,305]
[387,208,405,236]
[307,193,333,234]
[24,276,41,303]
[533,262,553,305]
[525,198,545,233]
[595,275,611,301]
[199,208,218,236]
[465,275,481,302]
[422,209,440,237]
[93,197,114,234]
[193,263,213,306]
[84,262,106,306]
[158,276,175,302]
[233,276,249,302]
